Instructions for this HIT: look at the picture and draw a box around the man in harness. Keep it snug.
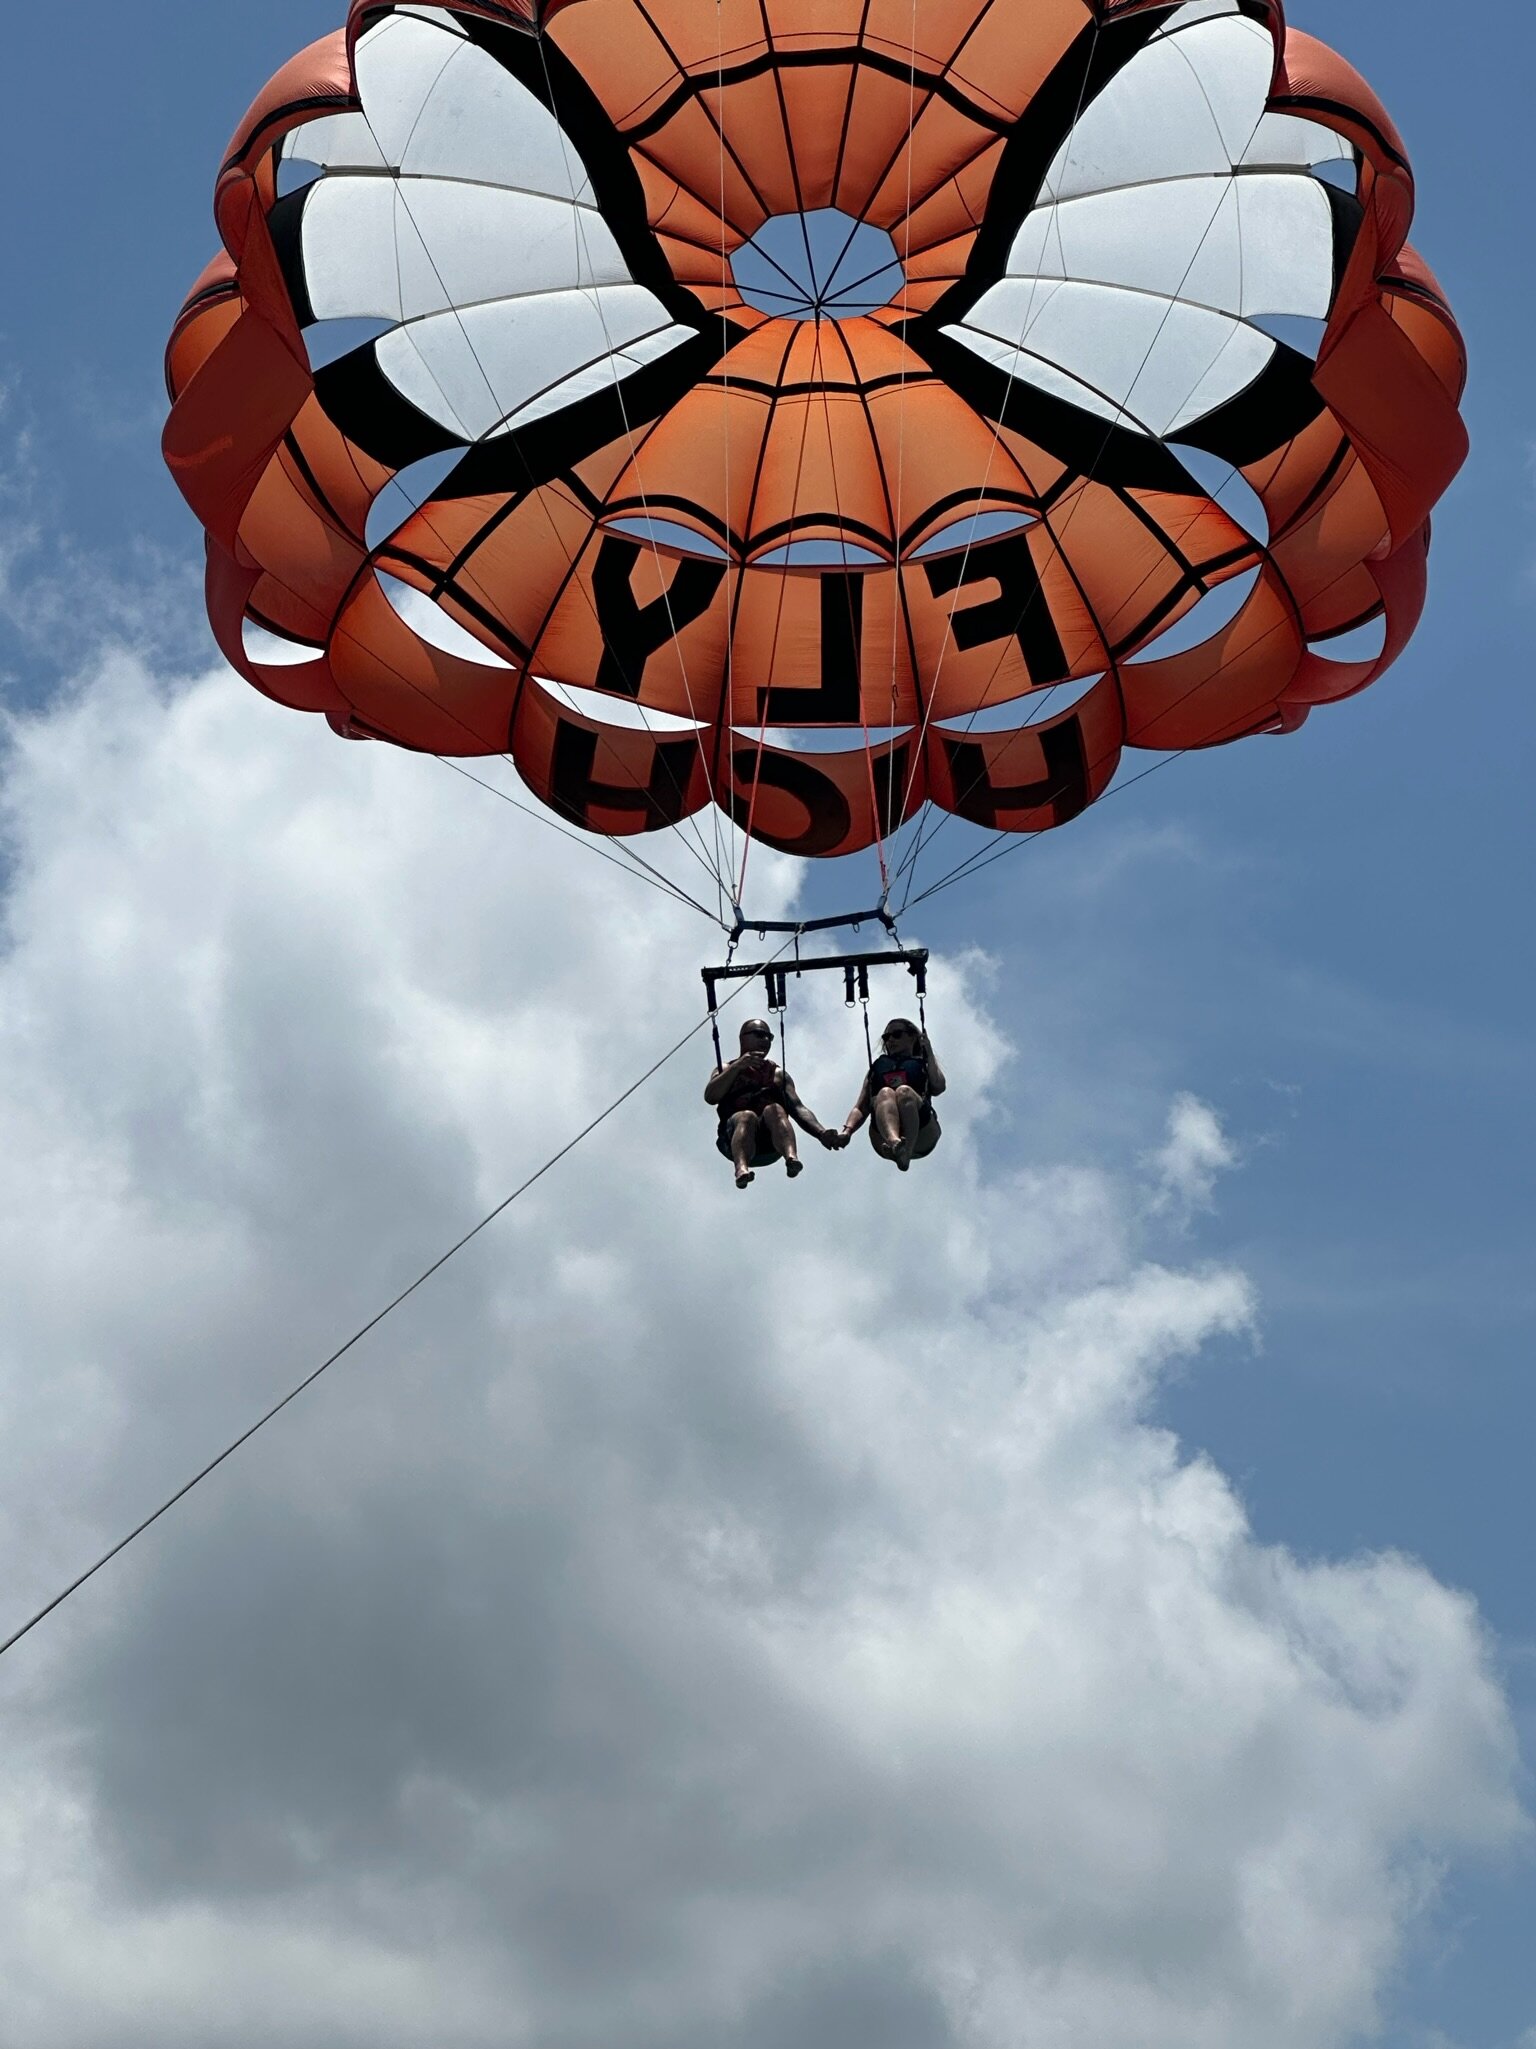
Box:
[840,1016,946,1170]
[705,1018,843,1190]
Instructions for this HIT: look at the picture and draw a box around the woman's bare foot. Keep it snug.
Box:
[894,1141,912,1171]
[785,1156,804,1179]
[735,1168,754,1190]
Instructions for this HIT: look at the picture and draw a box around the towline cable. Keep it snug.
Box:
[0,951,794,1665]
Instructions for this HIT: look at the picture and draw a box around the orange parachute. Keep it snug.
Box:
[165,0,1465,878]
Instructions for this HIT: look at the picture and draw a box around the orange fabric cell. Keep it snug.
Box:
[925,671,1122,835]
[722,733,923,860]
[1121,571,1305,752]
[510,676,714,837]
[329,572,523,756]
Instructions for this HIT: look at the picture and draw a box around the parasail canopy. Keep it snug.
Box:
[165,0,1466,893]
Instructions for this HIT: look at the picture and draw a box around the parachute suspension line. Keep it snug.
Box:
[716,5,791,920]
[346,92,729,908]
[881,0,922,873]
[899,427,1364,915]
[888,11,1107,881]
[326,582,727,923]
[437,758,717,922]
[0,940,801,1669]
[907,534,1381,910]
[910,489,1379,912]
[814,318,891,901]
[906,542,1365,911]
[534,38,733,914]
[708,3,769,918]
[907,749,1191,911]
[732,343,823,910]
[715,2,743,913]
[788,1,923,889]
[893,57,1278,909]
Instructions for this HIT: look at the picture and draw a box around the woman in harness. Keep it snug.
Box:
[839,1017,946,1171]
[705,1018,842,1190]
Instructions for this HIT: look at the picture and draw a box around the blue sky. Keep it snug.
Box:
[1,5,1532,2045]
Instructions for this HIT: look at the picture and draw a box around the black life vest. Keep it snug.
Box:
[718,1061,788,1123]
[869,1052,930,1101]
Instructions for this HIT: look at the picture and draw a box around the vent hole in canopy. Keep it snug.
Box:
[732,210,905,320]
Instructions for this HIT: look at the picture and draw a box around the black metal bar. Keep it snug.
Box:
[729,906,896,944]
[703,947,925,989]
[703,948,927,1020]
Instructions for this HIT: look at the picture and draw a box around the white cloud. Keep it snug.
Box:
[0,387,204,690]
[1146,1090,1238,1218]
[0,649,1525,2049]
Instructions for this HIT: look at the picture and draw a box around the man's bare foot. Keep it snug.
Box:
[785,1156,804,1179]
[735,1168,754,1190]
[894,1141,912,1171]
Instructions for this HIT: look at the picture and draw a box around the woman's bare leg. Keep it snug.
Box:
[760,1102,803,1178]
[874,1087,924,1169]
[873,1087,903,1160]
[892,1085,922,1169]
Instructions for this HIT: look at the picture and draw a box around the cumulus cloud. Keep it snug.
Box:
[0,650,1525,2049]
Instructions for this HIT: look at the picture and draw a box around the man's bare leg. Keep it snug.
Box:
[761,1102,803,1178]
[730,1110,759,1189]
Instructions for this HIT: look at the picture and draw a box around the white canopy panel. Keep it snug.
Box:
[944,1,1350,441]
[284,8,689,443]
